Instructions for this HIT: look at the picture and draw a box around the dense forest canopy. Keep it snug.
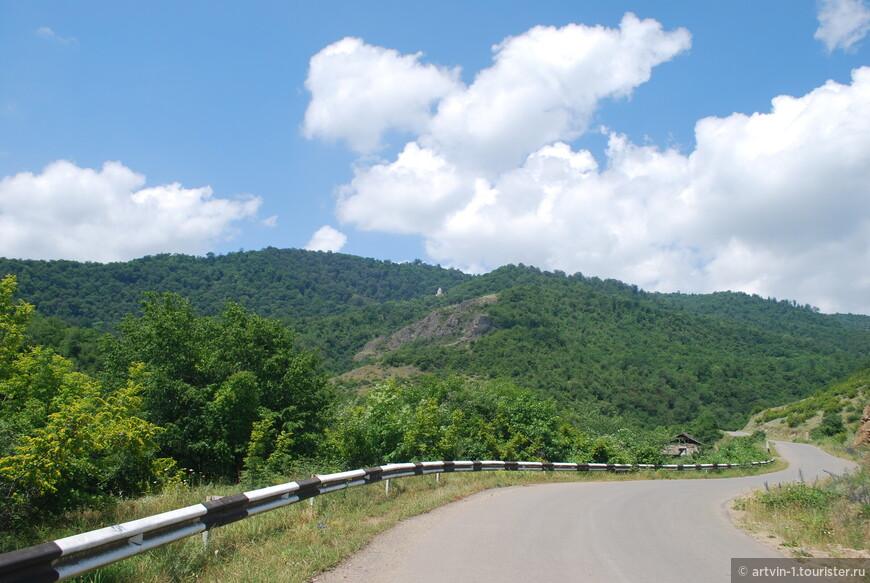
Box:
[4,249,870,432]
[0,248,470,330]
[371,272,870,428]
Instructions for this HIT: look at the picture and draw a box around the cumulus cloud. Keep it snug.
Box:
[0,160,261,262]
[423,68,870,313]
[815,0,870,52]
[337,142,463,234]
[302,37,461,152]
[427,14,691,173]
[305,225,347,252]
[305,15,870,314]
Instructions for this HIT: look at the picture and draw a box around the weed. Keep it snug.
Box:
[758,483,837,510]
[740,453,870,555]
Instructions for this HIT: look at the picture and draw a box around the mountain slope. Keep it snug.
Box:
[346,268,870,428]
[4,251,869,430]
[0,248,470,329]
[742,367,870,441]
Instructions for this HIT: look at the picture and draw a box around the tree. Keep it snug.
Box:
[690,410,724,446]
[0,276,170,525]
[104,292,333,478]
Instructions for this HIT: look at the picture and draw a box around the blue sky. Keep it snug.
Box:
[2,1,870,314]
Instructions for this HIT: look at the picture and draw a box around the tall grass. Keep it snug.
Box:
[735,454,870,556]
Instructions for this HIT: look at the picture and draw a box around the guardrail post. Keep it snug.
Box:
[202,495,223,550]
[385,479,391,494]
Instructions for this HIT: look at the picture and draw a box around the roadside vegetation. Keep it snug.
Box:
[744,368,869,461]
[733,369,870,557]
[733,454,870,558]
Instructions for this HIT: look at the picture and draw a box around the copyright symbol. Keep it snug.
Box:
[738,566,748,576]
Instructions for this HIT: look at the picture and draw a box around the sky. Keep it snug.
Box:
[2,1,870,315]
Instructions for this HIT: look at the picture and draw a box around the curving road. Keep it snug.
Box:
[313,442,855,583]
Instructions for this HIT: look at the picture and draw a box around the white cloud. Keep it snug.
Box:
[815,0,870,52]
[305,225,347,252]
[329,14,691,234]
[306,15,870,314]
[337,143,463,234]
[302,37,461,152]
[424,68,870,313]
[427,13,691,173]
[426,136,694,284]
[36,26,78,46]
[0,160,261,262]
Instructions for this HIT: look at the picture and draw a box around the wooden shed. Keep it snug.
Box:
[662,432,702,457]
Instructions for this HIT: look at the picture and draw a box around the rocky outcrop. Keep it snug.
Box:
[853,404,870,447]
[354,294,497,361]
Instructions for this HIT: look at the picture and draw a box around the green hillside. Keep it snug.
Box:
[348,268,870,428]
[0,248,470,330]
[4,251,869,431]
[743,366,870,441]
[651,290,870,353]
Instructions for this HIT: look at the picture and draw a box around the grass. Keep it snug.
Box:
[0,460,782,583]
[732,391,870,559]
[733,452,870,558]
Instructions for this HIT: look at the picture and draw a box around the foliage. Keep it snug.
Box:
[102,292,334,479]
[3,254,870,432]
[757,482,839,510]
[24,313,106,375]
[754,367,869,428]
[810,409,846,440]
[0,248,469,330]
[324,376,674,469]
[740,455,870,552]
[693,434,770,465]
[0,276,171,527]
[690,410,724,446]
[379,269,870,428]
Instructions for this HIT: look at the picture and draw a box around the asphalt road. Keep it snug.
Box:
[312,442,856,583]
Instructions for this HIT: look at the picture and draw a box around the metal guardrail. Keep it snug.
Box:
[0,458,773,583]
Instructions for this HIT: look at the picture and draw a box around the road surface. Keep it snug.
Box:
[313,442,855,583]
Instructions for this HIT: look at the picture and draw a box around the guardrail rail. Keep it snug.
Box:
[0,458,774,583]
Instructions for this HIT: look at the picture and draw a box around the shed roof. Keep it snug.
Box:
[672,432,702,445]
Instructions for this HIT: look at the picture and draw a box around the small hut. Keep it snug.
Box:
[662,432,702,457]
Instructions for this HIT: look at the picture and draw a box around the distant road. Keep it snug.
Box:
[312,442,855,583]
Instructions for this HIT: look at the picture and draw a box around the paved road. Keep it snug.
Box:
[313,442,856,583]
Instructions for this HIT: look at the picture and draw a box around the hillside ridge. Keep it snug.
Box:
[354,294,498,361]
[6,248,870,430]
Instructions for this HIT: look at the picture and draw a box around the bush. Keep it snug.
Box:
[0,277,173,526]
[758,482,838,510]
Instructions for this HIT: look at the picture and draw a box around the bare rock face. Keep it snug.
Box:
[354,294,498,361]
[853,404,870,447]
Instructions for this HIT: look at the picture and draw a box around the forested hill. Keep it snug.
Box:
[4,250,870,429]
[344,267,870,428]
[0,248,470,329]
[649,291,870,353]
